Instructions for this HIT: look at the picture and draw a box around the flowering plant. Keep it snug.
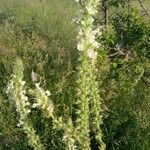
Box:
[7,58,44,150]
[6,0,106,149]
[75,0,106,149]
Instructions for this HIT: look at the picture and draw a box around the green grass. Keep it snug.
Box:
[0,0,78,48]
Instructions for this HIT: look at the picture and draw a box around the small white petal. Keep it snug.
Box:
[32,103,38,108]
[77,42,84,51]
[21,81,26,85]
[88,50,98,60]
[17,123,21,127]
[24,96,28,102]
[27,110,31,113]
[86,6,97,15]
[45,90,51,96]
[26,102,30,106]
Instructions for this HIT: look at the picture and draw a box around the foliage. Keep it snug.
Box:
[98,1,150,149]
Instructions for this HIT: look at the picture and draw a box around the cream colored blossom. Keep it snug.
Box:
[87,49,98,60]
[86,6,98,15]
[32,103,38,108]
[45,90,51,96]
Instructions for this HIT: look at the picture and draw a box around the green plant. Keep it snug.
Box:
[6,58,44,150]
[74,0,105,149]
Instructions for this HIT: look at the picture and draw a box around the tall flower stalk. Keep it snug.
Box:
[7,58,44,150]
[30,80,76,150]
[75,0,105,149]
[29,82,54,118]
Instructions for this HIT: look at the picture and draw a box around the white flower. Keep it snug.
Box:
[92,41,101,48]
[78,28,83,36]
[62,135,67,141]
[13,75,16,78]
[17,123,22,127]
[26,102,30,106]
[86,6,98,15]
[45,90,51,96]
[35,82,40,87]
[21,81,26,86]
[27,109,31,113]
[87,49,98,60]
[86,30,101,49]
[73,144,77,150]
[17,120,24,127]
[24,96,28,102]
[32,103,38,108]
[6,84,11,94]
[93,28,102,36]
[77,40,84,51]
[77,43,82,51]
[16,108,19,112]
[47,105,54,114]
[89,34,96,44]
[81,17,94,26]
[87,17,94,24]
[31,70,38,82]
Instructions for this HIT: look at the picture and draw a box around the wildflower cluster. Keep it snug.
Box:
[75,0,106,149]
[29,82,54,118]
[76,0,102,63]
[6,58,44,150]
[30,76,76,150]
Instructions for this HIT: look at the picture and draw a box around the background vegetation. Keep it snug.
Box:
[0,0,149,149]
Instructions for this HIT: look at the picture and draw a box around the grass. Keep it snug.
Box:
[0,0,78,48]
